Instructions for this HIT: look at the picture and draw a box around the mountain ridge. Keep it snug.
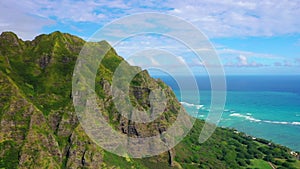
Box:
[0,31,299,169]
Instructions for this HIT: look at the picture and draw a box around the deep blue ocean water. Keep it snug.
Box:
[154,75,300,151]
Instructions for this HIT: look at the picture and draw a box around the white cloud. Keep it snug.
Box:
[227,55,265,67]
[218,48,283,59]
[167,0,300,37]
[146,55,161,66]
[113,33,289,69]
[216,47,299,67]
[0,0,130,39]
[238,55,248,66]
[0,0,54,39]
[1,0,300,39]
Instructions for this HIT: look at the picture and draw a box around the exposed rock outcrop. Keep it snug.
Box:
[0,31,181,168]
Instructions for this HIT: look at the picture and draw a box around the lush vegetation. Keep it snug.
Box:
[0,31,299,169]
[98,120,300,169]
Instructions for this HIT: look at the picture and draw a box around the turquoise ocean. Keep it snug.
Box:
[155,75,300,151]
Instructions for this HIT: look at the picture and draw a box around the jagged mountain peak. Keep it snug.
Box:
[0,31,298,169]
[33,31,84,44]
[0,31,19,40]
[0,32,23,53]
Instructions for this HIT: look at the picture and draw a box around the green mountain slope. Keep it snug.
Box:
[0,31,299,169]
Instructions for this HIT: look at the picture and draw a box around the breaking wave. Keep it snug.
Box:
[229,113,261,122]
[180,101,204,110]
[229,113,300,126]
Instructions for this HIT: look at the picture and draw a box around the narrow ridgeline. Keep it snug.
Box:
[0,31,298,169]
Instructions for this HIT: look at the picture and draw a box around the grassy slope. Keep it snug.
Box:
[250,159,272,169]
[0,31,299,169]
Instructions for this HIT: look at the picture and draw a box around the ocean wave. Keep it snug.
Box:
[264,120,289,125]
[180,102,204,109]
[291,122,300,125]
[229,113,300,126]
[264,121,300,126]
[229,113,261,122]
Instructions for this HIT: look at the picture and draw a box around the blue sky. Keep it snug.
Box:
[1,0,300,75]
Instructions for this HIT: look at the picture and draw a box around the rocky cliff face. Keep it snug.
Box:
[1,32,298,169]
[0,31,182,168]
